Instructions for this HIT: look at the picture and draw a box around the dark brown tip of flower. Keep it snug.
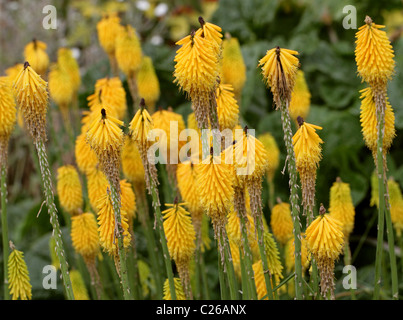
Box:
[198,16,205,27]
[9,240,15,251]
[98,89,103,103]
[319,204,326,215]
[276,197,282,204]
[275,46,281,54]
[210,146,214,156]
[336,177,342,183]
[216,76,221,85]
[32,38,37,49]
[244,125,248,135]
[140,98,146,110]
[101,108,107,119]
[365,15,373,25]
[24,61,30,69]
[297,116,304,127]
[174,196,179,205]
[225,32,231,40]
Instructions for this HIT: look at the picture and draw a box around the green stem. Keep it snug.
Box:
[109,184,133,300]
[217,253,228,300]
[222,232,239,300]
[135,186,163,299]
[149,178,177,300]
[239,213,258,299]
[239,247,250,300]
[199,249,210,300]
[35,140,74,300]
[279,101,304,300]
[1,165,10,300]
[384,205,398,299]
[255,216,274,300]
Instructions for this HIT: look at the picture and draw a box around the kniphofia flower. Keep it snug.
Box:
[215,82,239,131]
[96,191,131,256]
[292,118,323,219]
[137,56,160,112]
[328,178,356,240]
[75,132,98,175]
[23,39,49,76]
[0,77,17,163]
[221,36,246,97]
[115,25,142,77]
[388,178,403,237]
[86,108,124,192]
[163,201,196,298]
[359,87,395,157]
[48,63,74,117]
[305,206,344,299]
[270,201,293,246]
[97,13,122,56]
[258,47,299,105]
[57,48,81,93]
[57,165,83,216]
[258,132,280,182]
[87,168,109,212]
[13,62,48,142]
[163,278,186,300]
[289,70,311,123]
[8,245,32,300]
[121,135,145,189]
[355,16,395,87]
[71,212,100,263]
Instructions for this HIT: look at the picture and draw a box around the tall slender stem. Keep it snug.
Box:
[109,184,133,300]
[35,140,74,300]
[149,178,177,300]
[279,101,304,300]
[1,165,10,300]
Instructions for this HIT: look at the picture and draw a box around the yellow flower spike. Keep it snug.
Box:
[359,87,395,156]
[97,12,122,55]
[86,108,124,191]
[221,36,246,96]
[121,136,145,188]
[120,179,136,222]
[215,82,239,130]
[48,63,74,117]
[13,62,49,142]
[163,278,186,300]
[234,129,269,183]
[196,16,223,56]
[226,207,256,247]
[75,132,99,175]
[252,260,278,300]
[263,231,284,286]
[87,169,109,212]
[0,77,17,154]
[387,179,403,238]
[176,160,203,232]
[292,118,323,218]
[23,39,49,76]
[96,191,131,255]
[162,201,196,270]
[285,235,310,274]
[8,244,32,300]
[196,153,234,227]
[87,77,127,120]
[151,108,186,162]
[137,56,160,112]
[129,101,154,149]
[57,48,81,93]
[71,212,100,262]
[115,25,142,77]
[305,205,344,299]
[70,270,90,300]
[328,178,356,240]
[258,132,280,182]
[355,16,395,87]
[270,201,293,246]
[289,70,311,123]
[258,47,300,105]
[57,165,83,216]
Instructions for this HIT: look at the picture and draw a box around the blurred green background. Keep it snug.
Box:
[1,0,403,299]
